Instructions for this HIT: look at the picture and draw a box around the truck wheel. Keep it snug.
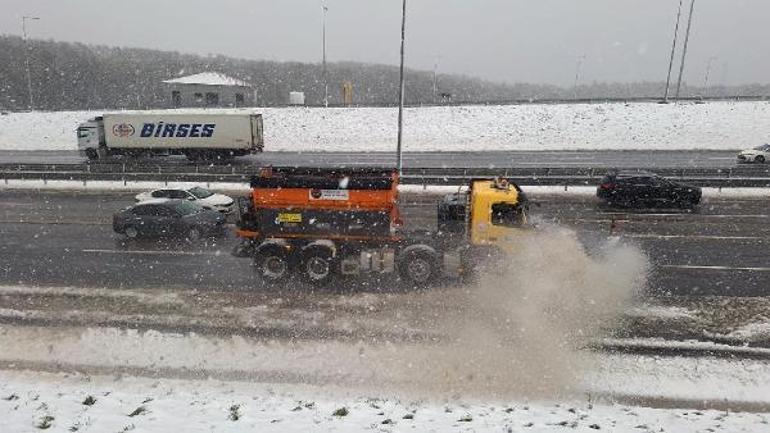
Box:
[398,250,437,287]
[216,151,235,161]
[301,248,334,285]
[254,248,291,283]
[85,149,99,160]
[185,151,202,162]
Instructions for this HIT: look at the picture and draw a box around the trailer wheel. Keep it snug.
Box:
[254,247,291,283]
[301,248,334,285]
[398,250,437,287]
[184,151,201,162]
[85,148,99,160]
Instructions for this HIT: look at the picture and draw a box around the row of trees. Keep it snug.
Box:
[1,35,768,111]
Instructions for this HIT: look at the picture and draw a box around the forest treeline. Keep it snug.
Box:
[1,35,768,111]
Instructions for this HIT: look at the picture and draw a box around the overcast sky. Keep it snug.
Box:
[2,0,767,86]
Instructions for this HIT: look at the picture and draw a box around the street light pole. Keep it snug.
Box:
[22,15,40,110]
[703,56,717,90]
[396,0,407,175]
[322,2,328,108]
[663,0,684,102]
[675,0,697,100]
[432,56,440,105]
[573,54,586,100]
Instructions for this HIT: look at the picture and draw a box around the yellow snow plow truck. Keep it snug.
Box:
[233,167,528,286]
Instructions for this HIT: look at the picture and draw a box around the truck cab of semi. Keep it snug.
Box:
[76,117,106,160]
[233,167,528,286]
[438,178,527,247]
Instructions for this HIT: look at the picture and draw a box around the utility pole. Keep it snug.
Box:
[675,0,697,100]
[22,15,40,110]
[396,0,407,175]
[322,1,328,108]
[663,0,684,102]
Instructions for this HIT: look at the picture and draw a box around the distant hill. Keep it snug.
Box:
[0,35,768,111]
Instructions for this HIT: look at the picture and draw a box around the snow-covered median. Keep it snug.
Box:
[2,325,770,407]
[3,179,770,198]
[2,369,769,433]
[0,101,766,152]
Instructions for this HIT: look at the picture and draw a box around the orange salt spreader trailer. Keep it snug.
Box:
[235,166,401,242]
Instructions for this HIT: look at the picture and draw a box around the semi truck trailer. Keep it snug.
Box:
[76,113,263,161]
[232,167,529,286]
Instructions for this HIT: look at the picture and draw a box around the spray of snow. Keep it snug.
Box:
[396,227,649,399]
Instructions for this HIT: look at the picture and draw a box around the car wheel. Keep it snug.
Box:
[186,227,201,242]
[124,226,138,239]
[756,155,766,164]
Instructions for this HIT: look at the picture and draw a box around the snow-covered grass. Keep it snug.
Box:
[3,369,769,433]
[0,101,767,152]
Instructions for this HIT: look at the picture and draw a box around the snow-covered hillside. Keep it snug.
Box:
[0,101,767,152]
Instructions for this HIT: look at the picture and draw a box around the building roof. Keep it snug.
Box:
[162,72,251,87]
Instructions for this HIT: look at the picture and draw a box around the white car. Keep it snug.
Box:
[135,187,234,213]
[737,144,770,164]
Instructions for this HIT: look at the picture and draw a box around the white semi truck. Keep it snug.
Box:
[77,113,263,161]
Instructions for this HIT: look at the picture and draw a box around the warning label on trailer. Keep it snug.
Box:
[309,189,350,201]
[276,213,302,224]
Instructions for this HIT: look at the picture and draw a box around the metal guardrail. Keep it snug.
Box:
[1,163,770,188]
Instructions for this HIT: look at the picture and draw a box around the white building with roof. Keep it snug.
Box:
[163,72,255,108]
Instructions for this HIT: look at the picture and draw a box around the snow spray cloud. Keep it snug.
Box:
[403,226,649,399]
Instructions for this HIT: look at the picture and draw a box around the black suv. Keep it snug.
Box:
[597,171,701,208]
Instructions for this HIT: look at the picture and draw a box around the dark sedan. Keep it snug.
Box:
[113,199,226,240]
[597,171,701,208]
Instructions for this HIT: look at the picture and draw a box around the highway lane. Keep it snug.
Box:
[0,190,768,296]
[0,149,747,169]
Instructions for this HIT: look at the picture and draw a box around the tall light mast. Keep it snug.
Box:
[322,2,329,107]
[396,0,407,174]
[675,0,697,100]
[22,15,41,110]
[663,0,684,102]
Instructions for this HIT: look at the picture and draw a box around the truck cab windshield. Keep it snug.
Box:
[76,128,92,139]
[491,203,525,227]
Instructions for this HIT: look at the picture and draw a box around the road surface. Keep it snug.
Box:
[0,190,767,296]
